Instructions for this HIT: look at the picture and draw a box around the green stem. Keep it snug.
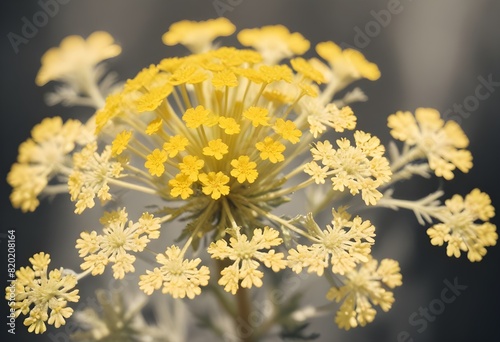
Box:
[252,83,267,106]
[180,84,192,109]
[42,184,69,196]
[235,286,256,342]
[107,178,158,195]
[86,81,106,108]
[319,78,338,105]
[376,190,445,225]
[243,200,320,242]
[207,282,236,318]
[79,68,106,108]
[310,187,347,216]
[180,201,215,255]
[75,268,92,281]
[390,145,423,172]
[255,177,314,202]
[253,313,278,341]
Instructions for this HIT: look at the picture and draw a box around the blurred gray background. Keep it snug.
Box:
[1,1,500,341]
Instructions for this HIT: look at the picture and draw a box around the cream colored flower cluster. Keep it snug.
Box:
[427,189,496,261]
[208,226,286,294]
[6,253,80,334]
[76,208,161,279]
[7,117,92,212]
[388,108,472,180]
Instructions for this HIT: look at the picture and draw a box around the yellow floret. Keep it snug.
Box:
[145,149,168,177]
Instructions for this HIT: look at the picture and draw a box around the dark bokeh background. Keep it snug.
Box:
[1,1,499,341]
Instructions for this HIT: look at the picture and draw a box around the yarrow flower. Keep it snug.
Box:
[237,24,310,64]
[89,33,374,243]
[6,253,80,334]
[7,17,497,338]
[427,189,497,261]
[162,18,236,53]
[316,41,381,83]
[304,100,357,138]
[69,142,125,214]
[326,257,402,330]
[111,130,132,156]
[139,245,210,299]
[7,117,92,212]
[388,108,473,180]
[35,31,122,87]
[288,209,375,276]
[305,131,392,205]
[76,208,161,279]
[208,226,286,294]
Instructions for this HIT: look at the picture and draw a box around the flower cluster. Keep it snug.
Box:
[163,18,235,53]
[69,142,125,214]
[35,31,121,87]
[76,208,161,279]
[85,21,389,251]
[388,108,472,180]
[306,102,357,138]
[7,117,91,212]
[305,131,392,205]
[6,253,80,334]
[288,209,375,276]
[6,17,496,340]
[427,189,497,261]
[208,226,286,294]
[139,245,210,299]
[326,257,402,330]
[237,24,310,64]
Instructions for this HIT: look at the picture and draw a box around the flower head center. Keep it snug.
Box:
[234,242,257,260]
[322,234,340,251]
[165,259,184,276]
[108,230,127,249]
